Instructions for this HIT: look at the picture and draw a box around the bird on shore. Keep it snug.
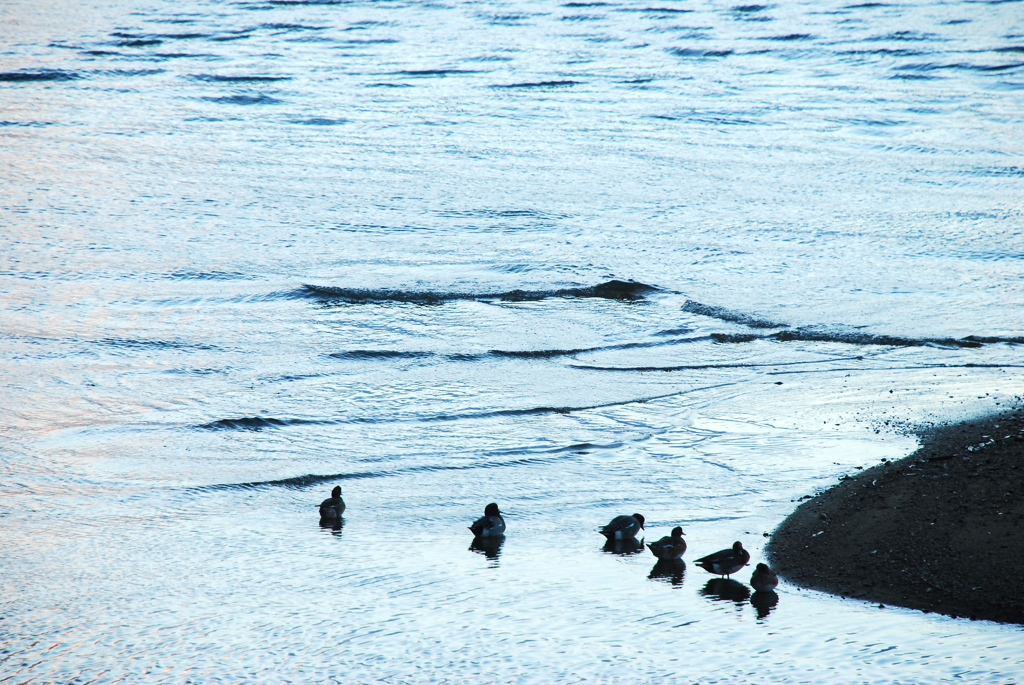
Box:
[469,502,506,537]
[318,485,345,526]
[647,527,687,561]
[694,541,750,577]
[599,513,645,540]
[750,563,779,592]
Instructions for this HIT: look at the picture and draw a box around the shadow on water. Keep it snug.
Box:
[750,590,779,619]
[701,578,751,604]
[469,535,505,562]
[602,536,645,556]
[648,559,686,586]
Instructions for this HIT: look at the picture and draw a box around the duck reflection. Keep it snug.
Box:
[648,559,686,586]
[469,534,505,561]
[602,536,645,556]
[750,590,779,619]
[319,517,344,534]
[701,578,750,604]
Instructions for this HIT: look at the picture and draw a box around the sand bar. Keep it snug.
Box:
[767,406,1024,625]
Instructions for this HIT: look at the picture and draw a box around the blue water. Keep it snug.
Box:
[2,0,1023,681]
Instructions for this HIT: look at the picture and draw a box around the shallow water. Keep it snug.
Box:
[1,0,1023,681]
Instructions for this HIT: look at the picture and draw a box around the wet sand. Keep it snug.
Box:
[767,406,1024,625]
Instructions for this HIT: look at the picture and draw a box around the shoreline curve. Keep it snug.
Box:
[767,405,1024,625]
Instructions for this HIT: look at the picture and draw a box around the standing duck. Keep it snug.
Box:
[469,502,506,537]
[694,541,750,577]
[318,485,346,526]
[599,513,645,540]
[647,527,687,561]
[750,563,779,592]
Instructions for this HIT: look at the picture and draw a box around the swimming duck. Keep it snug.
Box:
[750,563,779,592]
[318,485,345,526]
[599,513,645,540]
[694,541,750,577]
[647,526,686,561]
[469,502,506,537]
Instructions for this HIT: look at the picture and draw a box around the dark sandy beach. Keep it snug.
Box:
[767,405,1024,625]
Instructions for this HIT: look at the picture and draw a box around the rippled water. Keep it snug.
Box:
[2,0,1023,681]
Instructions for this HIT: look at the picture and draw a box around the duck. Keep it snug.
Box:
[599,513,645,540]
[469,502,506,537]
[318,485,345,526]
[750,563,779,592]
[647,526,686,561]
[694,541,750,577]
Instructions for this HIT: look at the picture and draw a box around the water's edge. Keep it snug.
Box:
[767,402,1024,625]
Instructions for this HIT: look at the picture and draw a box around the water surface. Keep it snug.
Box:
[1,0,1023,681]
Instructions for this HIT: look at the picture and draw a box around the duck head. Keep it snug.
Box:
[484,502,501,517]
[633,513,645,528]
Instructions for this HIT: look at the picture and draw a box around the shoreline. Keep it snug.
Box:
[766,405,1024,625]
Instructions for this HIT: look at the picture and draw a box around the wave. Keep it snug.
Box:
[198,416,330,430]
[191,74,292,82]
[895,61,1024,74]
[327,338,704,363]
[491,80,582,88]
[259,23,327,31]
[668,48,735,58]
[289,117,348,126]
[201,94,282,105]
[301,279,660,304]
[191,384,733,433]
[195,441,624,491]
[682,300,787,328]
[395,69,479,76]
[0,70,79,82]
[116,39,164,47]
[268,0,345,5]
[766,330,1024,348]
[571,357,860,372]
[167,269,250,280]
[703,330,1024,349]
[328,350,438,360]
[94,336,219,352]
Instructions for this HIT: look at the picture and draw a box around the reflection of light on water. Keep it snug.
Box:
[1,0,1022,678]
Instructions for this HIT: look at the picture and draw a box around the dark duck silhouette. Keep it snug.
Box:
[750,563,779,592]
[599,513,645,540]
[647,527,686,561]
[469,502,506,537]
[318,485,345,526]
[694,541,750,577]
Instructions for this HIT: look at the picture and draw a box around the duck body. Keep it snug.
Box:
[694,541,750,577]
[750,563,779,592]
[599,513,645,540]
[318,485,346,526]
[470,502,506,537]
[647,526,686,561]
